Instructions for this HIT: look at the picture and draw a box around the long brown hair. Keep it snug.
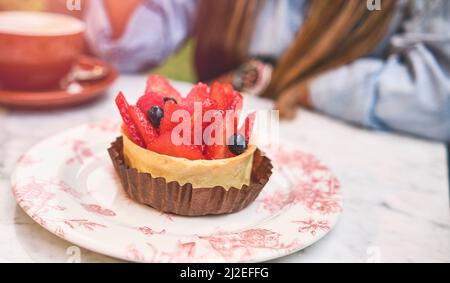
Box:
[196,0,398,118]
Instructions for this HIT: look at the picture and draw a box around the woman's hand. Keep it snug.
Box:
[276,81,311,119]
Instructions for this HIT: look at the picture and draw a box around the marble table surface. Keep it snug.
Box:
[0,75,449,263]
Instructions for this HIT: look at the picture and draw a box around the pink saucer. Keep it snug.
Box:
[0,56,117,109]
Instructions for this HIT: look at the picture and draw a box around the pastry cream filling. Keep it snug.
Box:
[122,134,256,190]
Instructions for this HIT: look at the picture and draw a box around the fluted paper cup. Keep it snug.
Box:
[108,137,273,216]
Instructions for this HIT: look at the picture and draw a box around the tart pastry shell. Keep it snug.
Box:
[108,137,273,216]
[122,133,257,189]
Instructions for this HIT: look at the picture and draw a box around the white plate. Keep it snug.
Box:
[11,120,342,262]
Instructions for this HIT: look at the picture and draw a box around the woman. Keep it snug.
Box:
[85,0,450,142]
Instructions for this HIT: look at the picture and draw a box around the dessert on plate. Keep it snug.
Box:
[108,75,272,216]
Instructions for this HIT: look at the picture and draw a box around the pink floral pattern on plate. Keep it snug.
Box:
[11,120,343,263]
[198,229,300,262]
[82,204,116,217]
[64,139,94,165]
[17,154,41,167]
[258,148,342,215]
[293,219,331,236]
[12,178,107,239]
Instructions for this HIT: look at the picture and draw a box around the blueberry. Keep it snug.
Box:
[228,134,248,155]
[163,97,178,104]
[147,106,164,128]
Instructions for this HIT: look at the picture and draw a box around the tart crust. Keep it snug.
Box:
[108,137,273,216]
[122,133,256,190]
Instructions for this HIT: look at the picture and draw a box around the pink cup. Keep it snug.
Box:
[0,11,86,90]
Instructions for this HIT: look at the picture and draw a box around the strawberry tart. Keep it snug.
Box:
[108,75,272,216]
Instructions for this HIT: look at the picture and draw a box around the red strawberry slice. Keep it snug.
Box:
[185,83,221,144]
[203,116,234,159]
[159,100,182,135]
[230,90,243,113]
[187,96,219,137]
[239,112,256,141]
[186,83,209,102]
[115,92,145,147]
[128,105,158,146]
[147,132,204,160]
[202,98,219,116]
[209,82,228,110]
[204,143,234,160]
[145,75,182,102]
[193,99,221,128]
[210,82,243,111]
[136,91,165,114]
[205,112,254,159]
[186,83,210,114]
